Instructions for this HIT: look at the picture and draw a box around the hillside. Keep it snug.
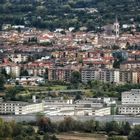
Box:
[0,0,140,31]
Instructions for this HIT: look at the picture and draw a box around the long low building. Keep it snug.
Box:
[44,97,112,116]
[44,106,111,116]
[118,105,140,115]
[0,101,44,115]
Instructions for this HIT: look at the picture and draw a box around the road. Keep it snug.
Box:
[0,115,140,125]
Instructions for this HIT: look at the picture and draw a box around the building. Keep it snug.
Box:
[44,97,112,116]
[93,107,111,116]
[81,67,99,83]
[81,67,120,84]
[4,65,21,77]
[118,89,140,115]
[99,69,120,83]
[15,76,45,85]
[48,67,73,82]
[75,97,116,107]
[113,17,120,38]
[25,62,53,76]
[119,70,139,84]
[0,101,44,115]
[15,102,44,115]
[120,61,140,69]
[9,54,28,63]
[121,89,140,105]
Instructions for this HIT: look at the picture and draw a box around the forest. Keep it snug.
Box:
[0,0,139,31]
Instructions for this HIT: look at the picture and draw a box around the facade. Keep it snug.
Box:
[118,89,140,115]
[94,107,111,116]
[5,65,21,77]
[120,61,140,69]
[119,70,139,84]
[48,67,73,82]
[81,67,99,83]
[122,89,140,105]
[81,67,120,83]
[118,105,140,115]
[15,103,44,115]
[44,97,112,116]
[99,69,120,83]
[9,54,28,63]
[81,67,139,84]
[25,62,53,76]
[0,101,44,115]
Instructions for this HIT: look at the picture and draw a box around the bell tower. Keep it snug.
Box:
[114,16,120,38]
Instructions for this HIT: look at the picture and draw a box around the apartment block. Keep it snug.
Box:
[81,67,99,83]
[81,67,140,84]
[48,67,73,82]
[118,89,140,115]
[81,67,119,83]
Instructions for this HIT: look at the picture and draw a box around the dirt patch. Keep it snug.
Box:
[56,133,107,140]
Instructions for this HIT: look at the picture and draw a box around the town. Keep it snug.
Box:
[0,17,140,119]
[0,0,140,139]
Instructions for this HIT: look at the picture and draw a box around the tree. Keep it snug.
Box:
[43,133,50,140]
[128,125,140,140]
[71,71,81,84]
[2,122,13,138]
[105,121,121,134]
[83,120,96,133]
[51,135,59,140]
[58,117,75,132]
[20,69,29,76]
[112,45,120,50]
[38,117,55,133]
[0,74,5,90]
[74,93,82,100]
[0,118,4,137]
[121,122,131,135]
[14,135,25,140]
[25,125,35,135]
[1,68,8,78]
[36,6,47,17]
[112,50,128,68]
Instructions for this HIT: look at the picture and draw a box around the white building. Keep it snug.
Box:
[9,54,28,63]
[0,101,44,115]
[44,97,111,116]
[122,89,140,105]
[118,105,140,115]
[4,65,21,77]
[118,89,140,115]
[15,102,44,115]
[94,107,111,116]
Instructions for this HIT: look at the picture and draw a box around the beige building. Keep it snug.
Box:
[81,67,120,83]
[120,61,140,69]
[119,70,139,84]
[81,67,100,83]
